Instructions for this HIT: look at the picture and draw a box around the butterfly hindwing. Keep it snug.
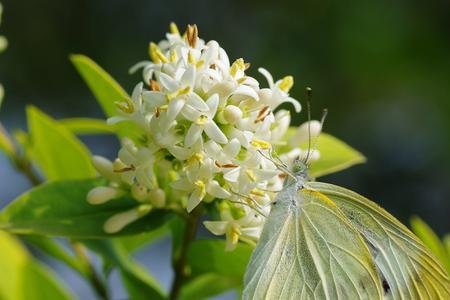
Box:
[243,184,383,300]
[311,182,450,300]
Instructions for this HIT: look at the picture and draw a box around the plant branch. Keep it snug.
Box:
[169,206,202,300]
[71,241,110,300]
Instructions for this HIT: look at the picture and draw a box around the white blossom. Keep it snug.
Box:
[88,23,321,248]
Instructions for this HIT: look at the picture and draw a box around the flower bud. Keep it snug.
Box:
[87,186,124,205]
[149,188,166,208]
[104,204,152,234]
[92,156,116,181]
[223,105,242,125]
[131,183,150,202]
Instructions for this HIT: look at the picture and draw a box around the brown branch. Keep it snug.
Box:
[169,206,202,300]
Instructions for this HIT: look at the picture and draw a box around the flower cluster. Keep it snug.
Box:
[88,23,321,250]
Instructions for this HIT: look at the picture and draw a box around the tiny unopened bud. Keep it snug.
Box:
[223,105,242,125]
[104,205,152,234]
[92,156,116,181]
[87,186,124,205]
[131,183,150,202]
[149,188,166,208]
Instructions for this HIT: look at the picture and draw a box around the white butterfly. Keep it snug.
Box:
[243,160,450,300]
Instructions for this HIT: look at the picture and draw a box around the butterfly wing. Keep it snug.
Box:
[243,186,383,300]
[310,182,450,300]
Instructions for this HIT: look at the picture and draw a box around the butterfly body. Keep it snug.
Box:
[243,166,450,300]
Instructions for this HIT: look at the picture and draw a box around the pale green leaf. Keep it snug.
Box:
[70,54,143,141]
[0,231,73,300]
[411,216,450,275]
[27,106,96,180]
[0,179,173,238]
[278,128,366,177]
[305,132,366,177]
[59,118,116,135]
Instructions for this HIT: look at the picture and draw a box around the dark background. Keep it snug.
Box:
[0,0,449,297]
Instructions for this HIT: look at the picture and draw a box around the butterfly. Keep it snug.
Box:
[242,158,450,299]
[242,90,450,300]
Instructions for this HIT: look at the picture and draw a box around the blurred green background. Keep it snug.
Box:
[1,0,449,269]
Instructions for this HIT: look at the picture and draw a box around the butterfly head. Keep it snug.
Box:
[292,157,309,182]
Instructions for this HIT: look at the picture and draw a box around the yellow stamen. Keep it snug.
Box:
[250,189,265,197]
[188,51,196,65]
[194,180,206,199]
[245,169,257,182]
[170,50,178,63]
[149,42,160,63]
[186,24,198,48]
[169,22,180,35]
[115,97,135,114]
[251,139,271,150]
[230,224,241,245]
[160,104,168,111]
[230,58,247,77]
[196,60,204,69]
[195,115,208,125]
[278,75,294,93]
[166,86,191,101]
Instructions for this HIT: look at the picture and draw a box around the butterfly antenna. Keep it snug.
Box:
[257,149,296,180]
[228,189,268,218]
[303,87,313,165]
[306,108,329,168]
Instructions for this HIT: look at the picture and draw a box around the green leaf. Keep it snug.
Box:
[59,118,116,135]
[83,239,165,300]
[70,54,143,141]
[0,178,173,238]
[180,273,239,300]
[23,235,87,276]
[27,106,96,180]
[187,239,252,278]
[0,231,73,300]
[410,216,450,274]
[0,123,15,158]
[115,221,171,254]
[307,133,366,177]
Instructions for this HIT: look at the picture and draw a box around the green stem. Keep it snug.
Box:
[169,206,202,300]
[71,241,110,300]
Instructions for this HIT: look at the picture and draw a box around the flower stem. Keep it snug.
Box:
[169,206,202,300]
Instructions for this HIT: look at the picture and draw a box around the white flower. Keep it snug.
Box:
[88,23,316,244]
[184,93,228,147]
[172,158,230,212]
[204,205,264,251]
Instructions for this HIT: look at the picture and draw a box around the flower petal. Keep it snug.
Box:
[185,124,203,147]
[204,121,228,144]
[203,221,228,235]
[187,188,204,212]
[207,181,231,199]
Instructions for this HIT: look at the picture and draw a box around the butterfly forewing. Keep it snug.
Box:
[243,184,383,300]
[311,182,450,300]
